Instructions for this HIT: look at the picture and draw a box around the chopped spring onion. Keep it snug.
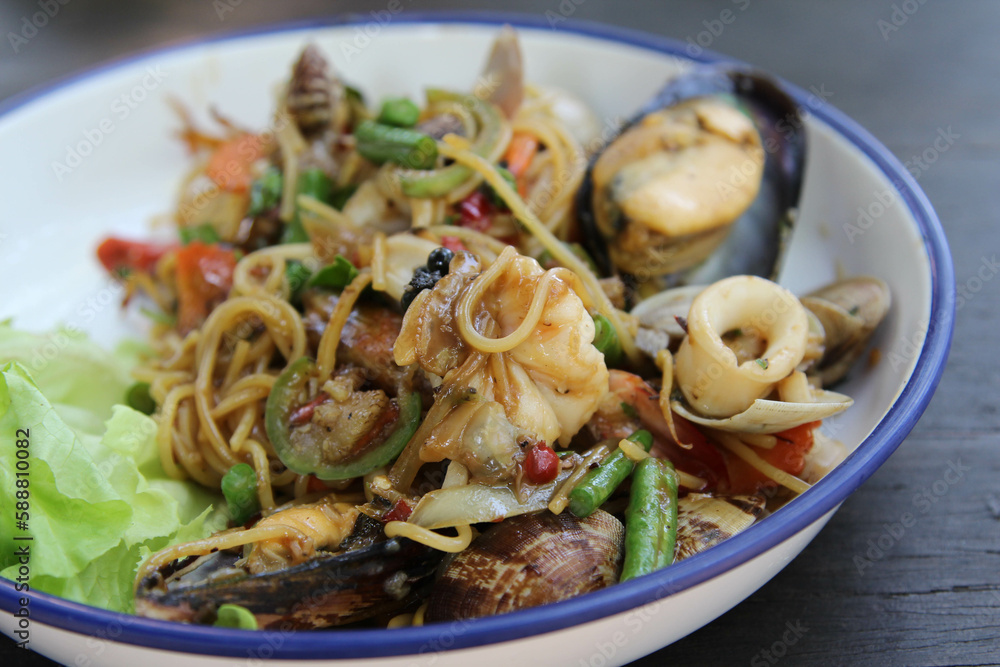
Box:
[308,255,359,291]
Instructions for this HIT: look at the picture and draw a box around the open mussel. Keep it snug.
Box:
[135,513,443,629]
[577,64,805,287]
[425,510,624,622]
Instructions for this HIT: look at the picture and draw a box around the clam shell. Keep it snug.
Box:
[675,493,765,561]
[671,391,853,434]
[802,276,891,386]
[425,510,624,622]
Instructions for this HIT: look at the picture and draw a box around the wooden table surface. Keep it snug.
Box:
[2,1,996,665]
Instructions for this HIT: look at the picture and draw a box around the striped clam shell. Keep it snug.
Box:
[287,45,338,135]
[425,510,624,622]
[675,493,766,561]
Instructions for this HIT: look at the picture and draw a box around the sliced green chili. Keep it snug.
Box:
[264,357,423,480]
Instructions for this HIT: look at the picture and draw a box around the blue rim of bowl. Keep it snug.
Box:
[0,10,954,660]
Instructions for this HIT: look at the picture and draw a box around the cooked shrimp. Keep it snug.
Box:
[394,247,609,481]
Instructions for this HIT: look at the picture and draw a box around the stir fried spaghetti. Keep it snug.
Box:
[90,30,889,629]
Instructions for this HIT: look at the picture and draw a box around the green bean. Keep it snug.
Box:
[221,462,260,526]
[620,457,679,582]
[354,120,438,170]
[656,459,679,569]
[568,430,653,518]
[125,381,156,415]
[378,97,420,128]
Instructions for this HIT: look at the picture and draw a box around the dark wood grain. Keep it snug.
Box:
[2,1,996,666]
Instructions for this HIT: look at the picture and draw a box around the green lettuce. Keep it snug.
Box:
[0,326,225,613]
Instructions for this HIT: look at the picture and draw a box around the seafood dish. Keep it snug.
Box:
[1,27,891,631]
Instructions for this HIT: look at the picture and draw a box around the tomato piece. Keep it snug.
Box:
[440,235,468,254]
[763,421,818,477]
[96,237,173,274]
[206,133,267,192]
[175,241,237,332]
[723,421,819,494]
[305,475,328,494]
[658,414,729,491]
[384,499,413,523]
[524,443,560,484]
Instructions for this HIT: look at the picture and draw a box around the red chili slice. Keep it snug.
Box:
[384,499,412,523]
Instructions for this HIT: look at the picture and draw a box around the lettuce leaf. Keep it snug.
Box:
[0,326,225,613]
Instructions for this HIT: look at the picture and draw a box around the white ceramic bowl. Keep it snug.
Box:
[0,13,953,667]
